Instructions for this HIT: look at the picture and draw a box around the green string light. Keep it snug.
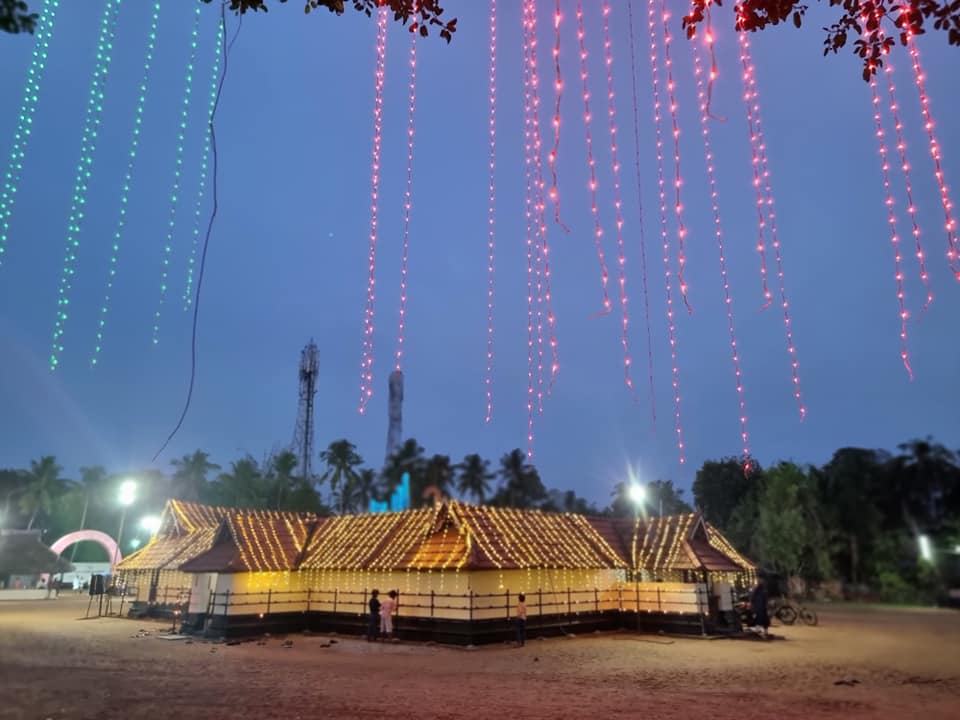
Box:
[50,0,122,371]
[183,15,223,311]
[153,0,202,345]
[0,0,61,267]
[91,1,162,367]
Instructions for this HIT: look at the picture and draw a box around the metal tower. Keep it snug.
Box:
[292,340,319,482]
[385,369,404,463]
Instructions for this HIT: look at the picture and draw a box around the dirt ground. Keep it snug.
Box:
[0,598,957,720]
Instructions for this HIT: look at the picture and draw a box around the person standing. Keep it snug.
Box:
[367,589,381,642]
[749,577,770,638]
[380,589,398,641]
[514,592,528,647]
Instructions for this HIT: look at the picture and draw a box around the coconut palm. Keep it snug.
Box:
[20,456,66,529]
[213,457,266,508]
[267,450,299,510]
[381,438,427,508]
[456,453,494,504]
[422,454,455,505]
[491,449,547,509]
[320,439,364,514]
[170,451,220,503]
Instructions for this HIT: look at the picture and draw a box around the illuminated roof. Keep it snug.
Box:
[117,500,753,575]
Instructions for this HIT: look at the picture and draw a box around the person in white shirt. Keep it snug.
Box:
[380,589,398,639]
[514,593,528,646]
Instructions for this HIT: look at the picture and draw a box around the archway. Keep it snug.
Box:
[50,529,121,566]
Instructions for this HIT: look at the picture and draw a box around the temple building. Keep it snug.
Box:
[116,499,753,642]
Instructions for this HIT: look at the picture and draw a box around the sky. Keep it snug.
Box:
[0,1,958,508]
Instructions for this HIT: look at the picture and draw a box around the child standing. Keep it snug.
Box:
[367,589,381,641]
[380,589,398,640]
[514,592,527,647]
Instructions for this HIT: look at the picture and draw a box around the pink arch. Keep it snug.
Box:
[50,530,121,565]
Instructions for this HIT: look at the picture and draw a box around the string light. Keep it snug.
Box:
[547,0,568,230]
[903,18,959,276]
[395,4,418,372]
[91,1,162,366]
[0,0,60,267]
[626,0,656,426]
[183,15,225,311]
[575,0,611,316]
[152,1,203,346]
[524,0,559,393]
[601,0,637,398]
[658,0,691,313]
[647,0,685,463]
[693,28,750,459]
[359,6,389,413]
[521,1,537,455]
[50,0,121,370]
[867,50,913,379]
[736,14,806,420]
[484,0,497,424]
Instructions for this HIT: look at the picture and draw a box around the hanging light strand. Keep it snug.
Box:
[548,0,568,231]
[359,6,389,413]
[736,11,806,420]
[525,0,559,392]
[50,0,122,370]
[521,0,538,451]
[395,6,418,372]
[879,33,932,310]
[867,49,913,379]
[601,0,637,398]
[626,0,656,426]
[646,0,685,464]
[0,0,61,267]
[575,0,611,317]
[183,15,225,311]
[903,20,959,277]
[693,30,750,458]
[484,0,497,424]
[92,1,163,366]
[659,0,692,313]
[152,2,203,346]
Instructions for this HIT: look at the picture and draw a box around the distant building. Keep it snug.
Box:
[0,529,72,599]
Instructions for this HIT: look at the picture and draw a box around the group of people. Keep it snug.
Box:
[367,589,398,641]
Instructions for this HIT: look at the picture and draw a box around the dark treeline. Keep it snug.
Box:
[693,438,960,604]
[2,436,958,605]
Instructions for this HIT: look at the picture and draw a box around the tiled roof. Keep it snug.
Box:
[618,514,754,574]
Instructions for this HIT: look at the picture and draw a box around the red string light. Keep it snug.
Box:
[904,21,959,278]
[693,29,750,459]
[867,46,913,380]
[576,0,612,317]
[395,5,418,372]
[601,0,637,398]
[359,6,388,413]
[521,1,537,456]
[646,0,685,464]
[626,0,657,427]
[880,34,932,311]
[548,0,569,231]
[659,0,692,313]
[736,8,806,420]
[485,0,497,424]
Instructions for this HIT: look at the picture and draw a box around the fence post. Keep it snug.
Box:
[333,588,338,615]
[567,587,572,617]
[266,588,272,616]
[306,587,312,613]
[656,586,662,612]
[505,590,510,622]
[362,587,366,615]
[469,590,474,623]
[430,590,435,619]
[636,582,640,613]
[594,588,599,614]
[224,589,231,618]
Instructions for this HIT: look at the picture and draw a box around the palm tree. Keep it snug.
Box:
[491,449,547,509]
[214,457,266,508]
[170,451,220,502]
[456,453,494,504]
[348,468,379,514]
[20,456,66,530]
[267,450,299,510]
[63,466,108,561]
[423,454,455,505]
[320,439,365,514]
[381,438,427,509]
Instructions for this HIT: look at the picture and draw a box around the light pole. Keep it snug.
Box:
[114,480,136,567]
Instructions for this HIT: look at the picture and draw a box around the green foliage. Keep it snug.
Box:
[692,457,757,529]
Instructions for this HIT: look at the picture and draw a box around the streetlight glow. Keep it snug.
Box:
[918,534,933,563]
[140,515,161,534]
[118,479,136,507]
[129,538,141,550]
[628,484,646,506]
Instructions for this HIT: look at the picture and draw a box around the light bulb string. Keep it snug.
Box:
[395,5,418,372]
[484,0,497,424]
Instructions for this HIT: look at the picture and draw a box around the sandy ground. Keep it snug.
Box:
[0,598,958,720]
